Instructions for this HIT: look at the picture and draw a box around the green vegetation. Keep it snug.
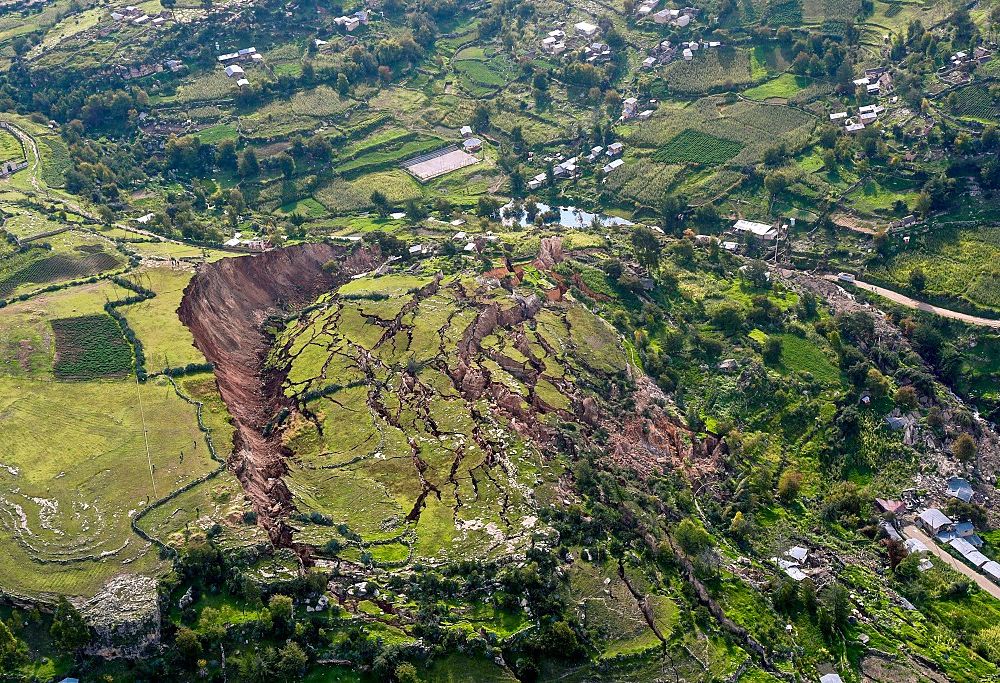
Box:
[51,314,133,380]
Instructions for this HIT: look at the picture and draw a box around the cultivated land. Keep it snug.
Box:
[2,0,1000,680]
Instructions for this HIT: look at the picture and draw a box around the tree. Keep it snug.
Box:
[908,266,926,292]
[275,642,308,681]
[404,199,427,224]
[729,511,753,543]
[975,624,1000,664]
[50,597,90,653]
[952,433,976,463]
[238,148,260,178]
[395,662,421,683]
[337,73,350,97]
[371,190,391,218]
[0,618,26,673]
[824,583,851,632]
[894,386,919,411]
[710,302,745,335]
[763,336,783,365]
[269,594,294,633]
[175,626,203,664]
[675,518,713,556]
[777,469,802,503]
[630,226,661,271]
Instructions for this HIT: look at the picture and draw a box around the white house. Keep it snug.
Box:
[460,125,473,137]
[829,111,847,121]
[575,21,599,38]
[607,142,624,157]
[734,219,777,240]
[602,158,624,174]
[682,48,693,61]
[642,56,657,69]
[224,64,245,78]
[622,98,639,119]
[675,13,691,27]
[917,508,953,535]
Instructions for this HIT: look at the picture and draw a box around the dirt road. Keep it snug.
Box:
[824,276,1000,329]
[902,525,1000,599]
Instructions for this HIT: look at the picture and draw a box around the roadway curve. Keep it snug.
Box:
[824,276,1000,329]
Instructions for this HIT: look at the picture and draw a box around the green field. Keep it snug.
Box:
[119,267,209,372]
[653,129,745,165]
[743,73,811,100]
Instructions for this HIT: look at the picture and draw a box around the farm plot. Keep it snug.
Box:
[401,146,480,182]
[603,160,686,207]
[802,0,859,21]
[869,224,1000,313]
[627,97,815,166]
[0,248,123,300]
[313,169,423,214]
[453,49,517,95]
[948,85,1000,123]
[653,129,745,165]
[0,127,24,162]
[743,73,811,101]
[52,314,133,380]
[661,47,755,94]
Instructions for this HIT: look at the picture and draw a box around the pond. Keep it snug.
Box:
[501,201,633,229]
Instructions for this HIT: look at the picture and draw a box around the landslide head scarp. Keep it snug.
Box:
[177,242,380,543]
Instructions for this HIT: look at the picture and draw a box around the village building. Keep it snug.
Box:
[621,97,639,119]
[462,137,483,153]
[947,476,973,503]
[733,219,778,241]
[224,64,245,78]
[642,56,657,69]
[682,47,693,60]
[574,21,599,38]
[602,158,624,174]
[460,125,473,138]
[607,142,624,157]
[917,508,952,536]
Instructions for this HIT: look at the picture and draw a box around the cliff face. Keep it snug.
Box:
[177,243,379,544]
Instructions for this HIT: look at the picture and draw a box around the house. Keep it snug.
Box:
[548,29,566,39]
[721,240,738,252]
[853,77,870,87]
[845,122,865,133]
[575,21,599,38]
[733,219,778,240]
[881,522,902,542]
[917,508,953,535]
[642,56,657,69]
[463,138,483,152]
[165,59,183,72]
[675,13,691,27]
[636,0,660,16]
[336,15,361,31]
[786,546,808,563]
[875,498,905,515]
[224,64,245,78]
[947,477,974,503]
[607,142,624,157]
[682,47,693,61]
[460,125,473,138]
[585,146,604,162]
[983,561,1000,584]
[860,111,877,123]
[820,674,844,683]
[652,8,678,23]
[622,98,639,119]
[408,245,424,255]
[236,78,250,88]
[904,537,928,554]
[949,537,989,568]
[638,109,655,120]
[602,158,624,174]
[152,16,165,26]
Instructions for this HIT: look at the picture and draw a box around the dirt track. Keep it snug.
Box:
[823,276,1000,329]
[902,525,1000,599]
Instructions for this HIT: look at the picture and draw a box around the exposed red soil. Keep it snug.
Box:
[177,243,380,546]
